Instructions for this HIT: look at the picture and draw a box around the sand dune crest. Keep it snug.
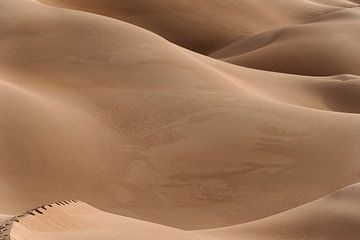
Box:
[212,7,360,76]
[36,0,350,54]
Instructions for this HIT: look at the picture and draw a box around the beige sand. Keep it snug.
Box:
[0,215,10,224]
[36,0,350,54]
[212,6,360,76]
[1,0,359,239]
[10,201,208,240]
[7,184,360,240]
[198,183,360,240]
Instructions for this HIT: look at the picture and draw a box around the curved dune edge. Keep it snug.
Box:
[9,200,208,240]
[31,0,360,113]
[197,183,360,240]
[9,0,358,114]
[35,0,354,54]
[5,183,360,240]
[212,6,360,76]
[0,200,80,240]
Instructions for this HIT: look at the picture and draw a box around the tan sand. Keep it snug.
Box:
[10,201,208,240]
[7,183,360,240]
[0,215,11,224]
[36,0,348,54]
[212,7,360,76]
[0,0,359,238]
[198,183,360,240]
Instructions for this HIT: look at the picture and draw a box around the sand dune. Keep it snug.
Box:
[311,0,360,6]
[198,183,360,240]
[4,183,360,240]
[1,0,360,229]
[1,0,360,238]
[36,0,350,54]
[9,201,208,240]
[212,7,360,76]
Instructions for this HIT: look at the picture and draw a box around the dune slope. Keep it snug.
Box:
[198,183,360,240]
[1,0,360,231]
[10,201,209,240]
[36,0,351,54]
[6,183,360,240]
[212,7,360,76]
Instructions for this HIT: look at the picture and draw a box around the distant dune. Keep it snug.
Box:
[37,0,351,54]
[1,0,359,239]
[212,7,360,76]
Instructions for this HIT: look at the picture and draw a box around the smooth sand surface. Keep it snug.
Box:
[1,0,360,239]
[212,6,360,76]
[8,184,360,240]
[36,0,351,54]
[10,202,208,240]
[198,183,360,240]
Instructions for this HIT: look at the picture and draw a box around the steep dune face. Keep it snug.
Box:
[36,0,346,54]
[1,0,360,231]
[213,7,360,76]
[198,184,360,240]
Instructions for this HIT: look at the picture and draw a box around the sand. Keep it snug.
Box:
[6,184,360,240]
[198,183,360,240]
[0,215,11,224]
[1,0,359,239]
[36,0,350,54]
[10,201,208,240]
[212,7,360,76]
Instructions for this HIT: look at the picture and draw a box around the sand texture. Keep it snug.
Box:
[1,0,359,239]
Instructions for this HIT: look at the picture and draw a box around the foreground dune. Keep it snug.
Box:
[3,183,359,240]
[1,0,360,230]
[198,183,360,240]
[9,201,207,240]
